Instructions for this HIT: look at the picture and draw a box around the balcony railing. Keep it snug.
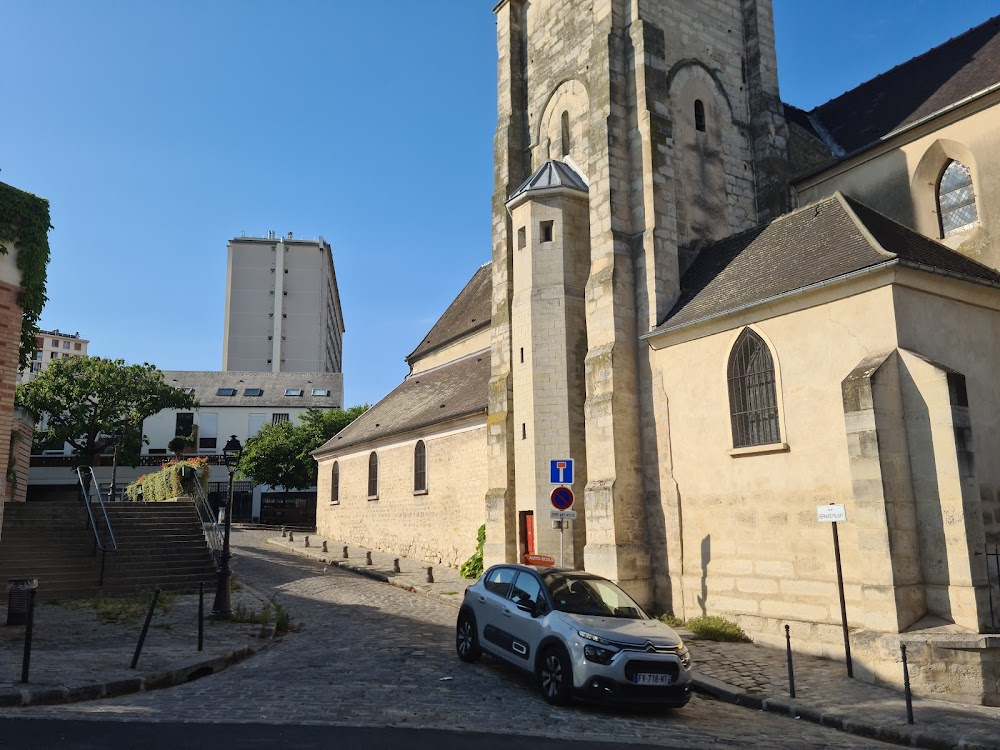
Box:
[30,453,231,468]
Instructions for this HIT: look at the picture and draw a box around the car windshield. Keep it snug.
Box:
[542,573,647,619]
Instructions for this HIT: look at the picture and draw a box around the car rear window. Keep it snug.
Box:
[484,567,517,597]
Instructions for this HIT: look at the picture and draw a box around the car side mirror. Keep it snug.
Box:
[515,600,534,614]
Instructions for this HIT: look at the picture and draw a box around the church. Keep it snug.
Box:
[313,1,1000,704]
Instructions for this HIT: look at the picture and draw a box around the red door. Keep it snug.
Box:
[519,510,535,562]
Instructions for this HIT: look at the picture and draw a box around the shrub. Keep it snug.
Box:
[656,612,684,629]
[685,615,752,642]
[460,524,485,580]
[125,457,209,501]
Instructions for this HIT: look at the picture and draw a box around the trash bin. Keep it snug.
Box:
[7,578,38,626]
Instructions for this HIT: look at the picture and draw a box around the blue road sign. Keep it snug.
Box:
[550,486,574,511]
[550,459,574,485]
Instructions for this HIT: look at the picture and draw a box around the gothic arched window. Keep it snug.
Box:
[414,440,427,493]
[727,329,780,448]
[938,160,979,237]
[331,461,340,504]
[367,452,378,499]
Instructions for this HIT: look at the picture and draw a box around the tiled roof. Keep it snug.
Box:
[313,352,489,455]
[650,193,1000,335]
[406,264,492,365]
[809,15,1000,154]
[161,371,344,408]
[508,159,589,204]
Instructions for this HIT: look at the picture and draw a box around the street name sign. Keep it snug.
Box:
[817,504,847,523]
[550,459,574,485]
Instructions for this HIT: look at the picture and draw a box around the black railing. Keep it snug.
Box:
[31,453,232,468]
[76,466,117,587]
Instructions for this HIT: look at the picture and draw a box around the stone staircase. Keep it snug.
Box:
[0,500,218,600]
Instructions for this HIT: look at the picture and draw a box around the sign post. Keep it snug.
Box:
[550,486,575,567]
[817,503,853,678]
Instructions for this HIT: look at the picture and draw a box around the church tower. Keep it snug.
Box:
[487,0,790,607]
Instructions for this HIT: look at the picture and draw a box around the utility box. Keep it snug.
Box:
[7,578,37,626]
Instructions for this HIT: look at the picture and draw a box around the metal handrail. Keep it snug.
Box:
[190,477,223,570]
[76,466,118,586]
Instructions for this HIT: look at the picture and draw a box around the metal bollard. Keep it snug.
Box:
[281,527,287,538]
[198,582,204,652]
[288,531,294,542]
[343,546,349,559]
[322,541,328,553]
[393,558,401,574]
[901,644,914,724]
[784,624,796,699]
[131,588,161,669]
[365,551,373,566]
[426,566,434,583]
[19,588,37,683]
[304,535,310,548]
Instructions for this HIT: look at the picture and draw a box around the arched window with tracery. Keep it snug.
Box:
[367,452,378,498]
[331,461,340,504]
[414,440,427,493]
[938,159,979,237]
[727,329,780,448]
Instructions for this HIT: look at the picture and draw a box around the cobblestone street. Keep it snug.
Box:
[0,529,904,749]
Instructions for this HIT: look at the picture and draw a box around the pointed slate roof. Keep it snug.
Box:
[806,15,1000,155]
[649,193,1000,336]
[313,352,490,455]
[508,160,589,204]
[406,263,492,365]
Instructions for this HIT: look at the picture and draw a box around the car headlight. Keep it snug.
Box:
[578,630,612,646]
[679,645,692,670]
[584,644,615,665]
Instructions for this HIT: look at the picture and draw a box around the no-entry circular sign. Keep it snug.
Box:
[550,486,574,511]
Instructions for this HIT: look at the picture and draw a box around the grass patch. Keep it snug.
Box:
[59,590,178,625]
[656,612,684,629]
[230,597,294,636]
[685,615,752,642]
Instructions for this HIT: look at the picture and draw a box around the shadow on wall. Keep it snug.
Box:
[698,534,711,616]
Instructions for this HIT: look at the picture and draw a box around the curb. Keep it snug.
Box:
[692,675,999,750]
[1,642,267,708]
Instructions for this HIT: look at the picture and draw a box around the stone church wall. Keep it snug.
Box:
[316,420,487,568]
[649,284,899,654]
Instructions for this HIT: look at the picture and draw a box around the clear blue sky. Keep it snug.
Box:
[2,1,997,407]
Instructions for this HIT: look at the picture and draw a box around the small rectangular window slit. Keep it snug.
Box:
[540,221,554,243]
[517,227,526,249]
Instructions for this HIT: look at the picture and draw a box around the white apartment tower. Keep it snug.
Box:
[223,232,345,373]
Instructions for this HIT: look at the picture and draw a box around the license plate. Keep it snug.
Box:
[634,673,673,686]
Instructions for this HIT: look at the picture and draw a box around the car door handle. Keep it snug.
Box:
[477,596,486,604]
[502,607,512,617]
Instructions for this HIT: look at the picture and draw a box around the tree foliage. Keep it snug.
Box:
[15,357,196,466]
[238,404,368,491]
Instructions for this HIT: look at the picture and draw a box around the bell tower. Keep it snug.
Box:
[487,0,790,607]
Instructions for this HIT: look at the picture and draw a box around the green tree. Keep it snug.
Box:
[15,357,196,466]
[238,404,368,490]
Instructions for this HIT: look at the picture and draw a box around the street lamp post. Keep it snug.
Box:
[108,427,124,502]
[211,435,243,620]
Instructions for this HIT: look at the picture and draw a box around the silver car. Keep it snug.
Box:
[456,564,693,707]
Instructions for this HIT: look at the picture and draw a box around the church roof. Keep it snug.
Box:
[507,160,589,203]
[807,15,1000,155]
[313,351,489,456]
[650,193,1000,336]
[405,264,492,365]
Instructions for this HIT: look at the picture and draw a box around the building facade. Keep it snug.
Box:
[16,329,88,384]
[223,233,345,374]
[314,3,1000,704]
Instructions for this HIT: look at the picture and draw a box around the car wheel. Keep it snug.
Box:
[456,611,481,663]
[538,645,573,705]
